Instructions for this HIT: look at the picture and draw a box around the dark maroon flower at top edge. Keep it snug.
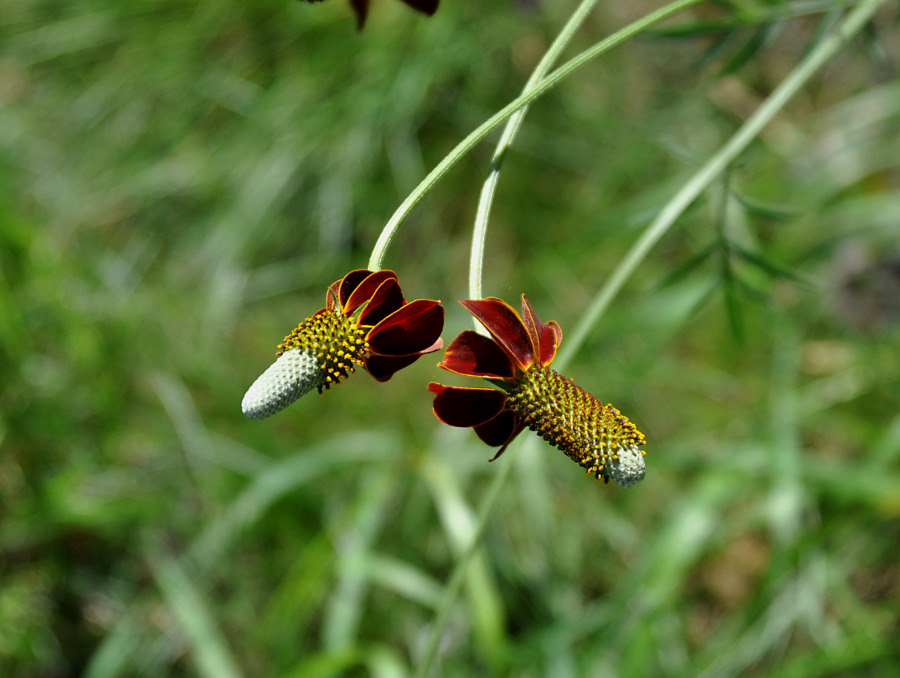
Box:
[243,269,443,419]
[299,0,439,30]
[429,295,647,488]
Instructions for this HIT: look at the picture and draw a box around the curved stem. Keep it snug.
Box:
[469,0,603,303]
[368,0,706,271]
[414,1,886,675]
[558,0,886,366]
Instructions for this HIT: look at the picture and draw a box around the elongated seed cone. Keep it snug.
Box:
[506,365,646,487]
[241,349,323,420]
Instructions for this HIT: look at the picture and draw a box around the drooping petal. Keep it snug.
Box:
[358,277,405,327]
[401,0,439,16]
[364,337,442,381]
[349,0,369,28]
[472,409,519,447]
[428,383,507,428]
[337,269,372,310]
[349,0,438,29]
[365,353,419,382]
[344,270,398,316]
[460,297,535,371]
[367,299,444,356]
[439,330,516,379]
[520,295,563,367]
[480,416,526,462]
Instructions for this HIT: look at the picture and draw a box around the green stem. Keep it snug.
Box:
[469,0,603,303]
[368,0,706,272]
[412,442,516,678]
[414,1,886,675]
[558,0,886,367]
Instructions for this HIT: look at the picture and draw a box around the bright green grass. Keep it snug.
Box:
[1,1,899,676]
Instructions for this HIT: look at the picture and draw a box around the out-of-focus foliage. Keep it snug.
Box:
[1,0,898,676]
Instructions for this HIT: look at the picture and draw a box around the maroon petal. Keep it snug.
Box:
[364,336,442,380]
[460,298,535,371]
[428,383,507,428]
[520,295,563,367]
[344,270,398,316]
[400,0,439,16]
[337,269,372,309]
[479,416,525,462]
[349,0,369,29]
[365,353,418,382]
[473,409,519,446]
[358,278,404,327]
[367,299,444,356]
[439,330,516,379]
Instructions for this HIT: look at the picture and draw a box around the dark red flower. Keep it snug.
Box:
[429,296,647,487]
[300,0,439,29]
[243,269,443,419]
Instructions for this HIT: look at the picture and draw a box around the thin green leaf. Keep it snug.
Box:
[734,244,816,287]
[648,0,860,37]
[188,432,399,571]
[151,557,243,678]
[656,241,719,288]
[722,265,746,342]
[696,29,748,72]
[733,192,804,220]
[718,22,781,77]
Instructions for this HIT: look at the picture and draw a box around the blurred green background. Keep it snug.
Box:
[1,0,899,676]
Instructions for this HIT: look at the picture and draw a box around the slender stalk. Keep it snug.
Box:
[469,0,603,303]
[558,0,886,365]
[368,0,706,272]
[414,1,887,675]
[412,442,516,678]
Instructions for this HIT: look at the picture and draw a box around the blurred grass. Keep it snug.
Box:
[2,0,900,676]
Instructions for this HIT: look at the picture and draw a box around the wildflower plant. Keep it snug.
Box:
[237,1,890,676]
[429,296,647,487]
[242,269,443,419]
[3,0,893,674]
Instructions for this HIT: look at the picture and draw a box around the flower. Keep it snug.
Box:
[299,0,439,30]
[242,269,444,419]
[428,296,647,487]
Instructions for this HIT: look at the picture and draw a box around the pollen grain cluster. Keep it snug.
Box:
[278,311,368,393]
[506,365,647,487]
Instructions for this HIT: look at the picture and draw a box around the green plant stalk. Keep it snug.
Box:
[469,0,603,304]
[414,1,887,675]
[368,0,705,272]
[151,556,244,678]
[412,439,518,678]
[559,0,886,366]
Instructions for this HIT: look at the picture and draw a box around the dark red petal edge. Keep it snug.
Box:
[365,337,443,381]
[478,416,525,462]
[400,0,439,16]
[520,295,563,367]
[460,298,534,371]
[337,269,372,309]
[358,278,404,327]
[365,353,416,381]
[344,270,398,316]
[439,330,516,379]
[428,383,507,428]
[350,0,369,29]
[472,409,518,446]
[367,299,444,355]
